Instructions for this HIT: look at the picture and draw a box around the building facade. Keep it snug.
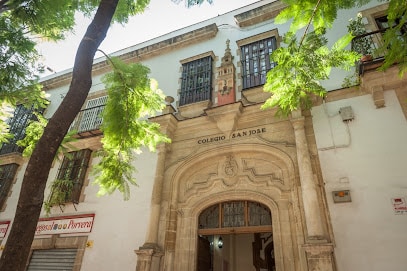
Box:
[1,1,406,271]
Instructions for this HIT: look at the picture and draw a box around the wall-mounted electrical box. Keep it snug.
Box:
[332,190,352,203]
[339,106,354,122]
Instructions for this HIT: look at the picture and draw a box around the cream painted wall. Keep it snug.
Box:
[79,150,158,271]
[0,149,157,271]
[312,90,407,271]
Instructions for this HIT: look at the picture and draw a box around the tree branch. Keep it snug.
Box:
[299,0,322,47]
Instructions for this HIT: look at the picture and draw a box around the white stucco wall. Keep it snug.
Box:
[312,90,407,271]
[79,150,158,271]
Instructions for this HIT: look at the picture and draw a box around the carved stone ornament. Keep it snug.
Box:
[223,154,238,177]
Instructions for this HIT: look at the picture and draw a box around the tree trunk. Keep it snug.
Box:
[0,0,119,270]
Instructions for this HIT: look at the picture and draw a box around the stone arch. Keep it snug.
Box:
[169,143,296,205]
[165,143,300,271]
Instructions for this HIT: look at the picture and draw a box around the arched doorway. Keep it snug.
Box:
[197,201,275,271]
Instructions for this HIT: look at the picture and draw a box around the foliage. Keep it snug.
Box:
[0,0,79,119]
[266,0,407,115]
[43,178,74,215]
[275,0,371,33]
[262,29,359,116]
[377,0,407,75]
[0,0,150,146]
[16,112,77,157]
[92,57,170,199]
[347,13,374,56]
[0,103,14,144]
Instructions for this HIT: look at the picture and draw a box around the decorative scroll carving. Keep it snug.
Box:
[180,152,290,202]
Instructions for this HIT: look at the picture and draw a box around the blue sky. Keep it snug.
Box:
[37,0,258,74]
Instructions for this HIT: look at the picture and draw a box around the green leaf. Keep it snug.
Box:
[332,33,354,51]
[92,57,170,199]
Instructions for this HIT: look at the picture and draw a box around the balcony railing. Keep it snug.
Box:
[352,28,387,75]
[69,104,105,137]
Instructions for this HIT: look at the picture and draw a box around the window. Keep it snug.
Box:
[180,55,213,106]
[240,36,277,89]
[375,15,407,35]
[0,164,18,210]
[0,104,38,155]
[70,95,107,134]
[198,201,271,233]
[51,149,92,204]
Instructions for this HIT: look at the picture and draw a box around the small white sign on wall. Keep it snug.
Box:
[391,197,407,215]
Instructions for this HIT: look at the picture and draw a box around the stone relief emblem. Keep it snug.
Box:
[223,154,238,177]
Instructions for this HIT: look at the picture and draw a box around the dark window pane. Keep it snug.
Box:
[241,36,277,89]
[0,105,39,155]
[0,164,19,209]
[199,204,219,229]
[248,202,272,226]
[180,56,213,106]
[222,201,245,228]
[53,149,92,204]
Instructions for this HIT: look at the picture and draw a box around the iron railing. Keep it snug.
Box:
[352,28,387,75]
[352,28,387,59]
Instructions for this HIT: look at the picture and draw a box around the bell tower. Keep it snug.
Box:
[216,39,236,106]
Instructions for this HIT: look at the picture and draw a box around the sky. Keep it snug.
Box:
[37,0,258,74]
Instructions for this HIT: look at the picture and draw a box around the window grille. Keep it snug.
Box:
[0,163,18,209]
[180,56,213,106]
[52,149,92,204]
[198,201,271,230]
[0,104,38,155]
[240,37,277,89]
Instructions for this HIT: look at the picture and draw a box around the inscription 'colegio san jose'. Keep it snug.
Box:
[197,127,266,144]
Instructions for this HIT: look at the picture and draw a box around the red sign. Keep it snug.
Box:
[392,197,407,215]
[0,221,11,238]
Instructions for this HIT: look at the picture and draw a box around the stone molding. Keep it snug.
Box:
[234,1,287,28]
[41,24,219,89]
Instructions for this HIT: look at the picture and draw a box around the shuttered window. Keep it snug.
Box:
[70,96,107,133]
[27,248,77,271]
[79,96,107,132]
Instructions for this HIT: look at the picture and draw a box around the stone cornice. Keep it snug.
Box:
[41,23,219,89]
[234,1,287,27]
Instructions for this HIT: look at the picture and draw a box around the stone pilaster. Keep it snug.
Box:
[291,115,325,240]
[134,248,164,271]
[303,244,335,271]
[136,114,177,271]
